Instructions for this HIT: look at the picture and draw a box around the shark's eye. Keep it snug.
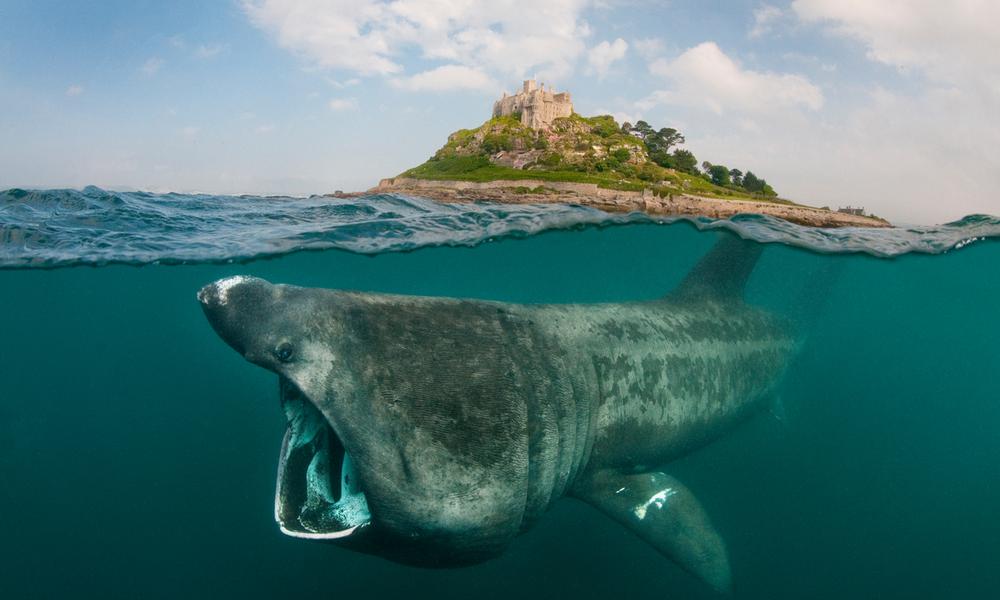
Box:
[274,342,295,363]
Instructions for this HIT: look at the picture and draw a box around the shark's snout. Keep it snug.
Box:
[197,275,261,308]
[198,275,271,355]
[196,282,217,306]
[197,276,374,541]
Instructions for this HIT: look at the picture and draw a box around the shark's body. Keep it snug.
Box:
[199,235,795,592]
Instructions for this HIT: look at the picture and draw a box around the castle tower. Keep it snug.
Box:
[493,80,573,130]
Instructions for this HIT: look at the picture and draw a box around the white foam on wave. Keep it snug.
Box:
[5,187,1000,268]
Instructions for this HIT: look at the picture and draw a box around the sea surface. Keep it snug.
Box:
[2,187,999,599]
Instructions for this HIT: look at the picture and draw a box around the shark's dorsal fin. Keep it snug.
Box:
[672,234,763,303]
[573,470,731,593]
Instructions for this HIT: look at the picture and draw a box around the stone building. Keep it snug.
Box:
[838,206,867,216]
[492,80,573,130]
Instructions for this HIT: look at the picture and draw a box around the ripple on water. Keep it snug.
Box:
[1,186,998,268]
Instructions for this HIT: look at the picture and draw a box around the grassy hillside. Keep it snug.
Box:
[400,114,792,203]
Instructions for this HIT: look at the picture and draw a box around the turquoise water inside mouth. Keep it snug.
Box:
[2,188,999,598]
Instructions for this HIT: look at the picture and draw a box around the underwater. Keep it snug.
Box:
[2,187,1000,599]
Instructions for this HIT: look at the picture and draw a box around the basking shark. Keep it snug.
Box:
[198,236,795,592]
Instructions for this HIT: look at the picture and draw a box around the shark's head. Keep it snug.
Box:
[198,276,539,566]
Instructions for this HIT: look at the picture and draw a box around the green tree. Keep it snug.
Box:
[709,164,731,186]
[632,120,655,139]
[670,149,698,174]
[729,168,743,187]
[742,171,763,193]
[655,127,685,152]
[643,126,686,160]
[648,150,671,169]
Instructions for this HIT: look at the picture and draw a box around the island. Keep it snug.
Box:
[340,80,890,228]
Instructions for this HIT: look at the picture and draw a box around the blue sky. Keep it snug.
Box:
[1,1,997,223]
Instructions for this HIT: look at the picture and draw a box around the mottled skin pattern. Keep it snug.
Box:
[199,238,795,591]
[536,300,793,472]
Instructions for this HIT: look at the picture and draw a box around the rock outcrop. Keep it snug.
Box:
[366,177,893,229]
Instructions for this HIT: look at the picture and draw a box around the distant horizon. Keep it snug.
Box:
[2,1,998,225]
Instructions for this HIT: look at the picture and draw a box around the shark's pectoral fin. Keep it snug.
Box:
[573,470,731,593]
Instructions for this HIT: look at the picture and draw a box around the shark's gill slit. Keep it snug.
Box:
[276,381,371,538]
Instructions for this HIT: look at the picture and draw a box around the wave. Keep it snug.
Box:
[1,186,998,268]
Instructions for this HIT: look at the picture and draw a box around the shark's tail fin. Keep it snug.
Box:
[671,233,763,304]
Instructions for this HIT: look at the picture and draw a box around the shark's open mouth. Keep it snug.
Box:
[275,379,371,539]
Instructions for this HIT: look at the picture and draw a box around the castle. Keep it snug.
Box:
[493,80,573,130]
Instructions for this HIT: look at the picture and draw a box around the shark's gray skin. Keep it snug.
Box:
[198,236,795,592]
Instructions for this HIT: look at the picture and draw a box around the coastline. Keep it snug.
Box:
[342,177,892,229]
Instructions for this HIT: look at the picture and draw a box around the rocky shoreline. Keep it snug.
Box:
[338,177,891,229]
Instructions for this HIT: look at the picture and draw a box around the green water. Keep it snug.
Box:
[2,223,998,598]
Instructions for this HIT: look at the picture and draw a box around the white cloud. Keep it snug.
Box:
[168,35,186,49]
[632,37,664,60]
[195,43,228,59]
[782,51,837,72]
[750,4,784,38]
[629,37,1000,222]
[328,77,361,89]
[632,39,997,223]
[761,0,1000,223]
[140,57,164,76]
[587,38,628,78]
[180,126,200,138]
[255,124,276,134]
[65,85,84,97]
[646,42,823,115]
[685,84,1000,224]
[328,97,359,111]
[392,64,497,92]
[792,0,1000,93]
[242,0,592,88]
